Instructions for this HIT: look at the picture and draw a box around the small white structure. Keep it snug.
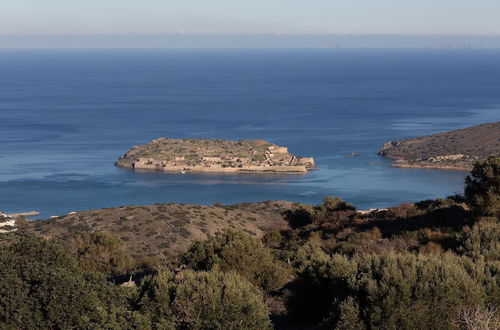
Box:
[0,214,17,233]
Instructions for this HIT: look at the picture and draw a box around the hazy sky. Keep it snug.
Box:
[2,0,500,35]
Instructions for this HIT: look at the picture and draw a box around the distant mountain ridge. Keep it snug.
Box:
[379,122,500,170]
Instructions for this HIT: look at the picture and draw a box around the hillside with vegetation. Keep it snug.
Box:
[379,121,500,170]
[1,157,499,329]
[17,201,292,262]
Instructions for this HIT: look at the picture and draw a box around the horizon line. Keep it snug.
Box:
[2,34,499,50]
[2,33,500,37]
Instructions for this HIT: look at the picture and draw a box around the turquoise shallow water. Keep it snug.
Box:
[0,49,499,218]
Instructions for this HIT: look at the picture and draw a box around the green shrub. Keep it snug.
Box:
[283,196,356,229]
[460,221,500,263]
[287,254,356,323]
[182,230,292,291]
[0,236,143,329]
[262,231,282,248]
[287,253,490,329]
[320,196,356,213]
[293,232,330,268]
[283,205,314,228]
[137,269,272,329]
[65,231,134,275]
[465,156,500,217]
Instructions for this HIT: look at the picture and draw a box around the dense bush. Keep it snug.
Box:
[137,269,272,329]
[461,221,500,263]
[465,156,500,217]
[0,235,274,329]
[318,196,356,213]
[182,230,291,291]
[284,196,356,229]
[287,254,356,323]
[287,253,492,329]
[293,232,330,268]
[0,236,144,329]
[283,205,314,228]
[65,231,134,275]
[262,231,283,248]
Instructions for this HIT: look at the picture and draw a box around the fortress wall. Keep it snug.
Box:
[202,157,222,162]
[240,165,307,172]
[267,146,289,154]
[163,165,240,173]
[137,158,154,162]
[134,162,160,170]
[298,157,315,166]
[135,163,308,173]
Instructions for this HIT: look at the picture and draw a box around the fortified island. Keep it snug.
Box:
[116,138,315,173]
[379,121,500,170]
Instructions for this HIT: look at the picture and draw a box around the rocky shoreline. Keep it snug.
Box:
[387,158,472,171]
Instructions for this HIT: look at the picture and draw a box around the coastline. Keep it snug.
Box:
[378,122,499,172]
[119,164,312,174]
[387,157,472,171]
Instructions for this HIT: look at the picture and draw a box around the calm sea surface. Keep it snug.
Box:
[1,49,499,219]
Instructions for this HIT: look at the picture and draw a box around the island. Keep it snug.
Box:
[379,121,500,170]
[116,138,316,173]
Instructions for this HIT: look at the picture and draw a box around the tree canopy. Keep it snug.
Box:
[137,269,272,329]
[0,236,144,329]
[465,156,500,217]
[182,229,291,291]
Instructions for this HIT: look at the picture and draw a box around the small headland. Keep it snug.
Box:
[379,122,500,170]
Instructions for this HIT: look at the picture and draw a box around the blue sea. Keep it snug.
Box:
[1,49,499,219]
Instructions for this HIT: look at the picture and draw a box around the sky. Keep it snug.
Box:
[1,0,500,36]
